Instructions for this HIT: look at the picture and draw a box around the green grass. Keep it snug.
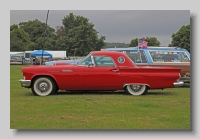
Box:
[10,65,190,130]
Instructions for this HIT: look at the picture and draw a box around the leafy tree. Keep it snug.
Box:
[17,19,57,50]
[169,25,190,52]
[60,13,106,56]
[129,37,161,47]
[18,19,56,41]
[10,26,34,51]
[10,24,18,31]
[56,26,66,38]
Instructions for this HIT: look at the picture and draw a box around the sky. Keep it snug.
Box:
[10,10,190,46]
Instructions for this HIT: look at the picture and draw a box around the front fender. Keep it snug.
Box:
[30,73,59,86]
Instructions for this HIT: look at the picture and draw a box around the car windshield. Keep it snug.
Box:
[77,53,92,66]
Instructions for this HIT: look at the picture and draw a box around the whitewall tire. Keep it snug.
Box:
[125,84,148,96]
[31,77,56,96]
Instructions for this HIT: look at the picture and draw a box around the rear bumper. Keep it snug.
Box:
[173,81,184,87]
[19,79,31,88]
[179,77,190,84]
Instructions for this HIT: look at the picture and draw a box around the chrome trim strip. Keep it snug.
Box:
[62,69,73,72]
[19,79,31,88]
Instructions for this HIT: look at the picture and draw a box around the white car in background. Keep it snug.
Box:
[10,56,25,65]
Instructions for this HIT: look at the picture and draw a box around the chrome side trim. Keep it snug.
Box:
[173,81,184,87]
[123,83,150,88]
[62,70,73,72]
[19,79,31,88]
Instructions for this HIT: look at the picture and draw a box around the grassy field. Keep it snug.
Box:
[10,65,190,130]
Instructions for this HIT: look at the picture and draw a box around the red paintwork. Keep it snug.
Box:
[21,51,181,91]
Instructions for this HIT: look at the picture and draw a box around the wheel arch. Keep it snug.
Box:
[123,76,151,89]
[31,75,59,90]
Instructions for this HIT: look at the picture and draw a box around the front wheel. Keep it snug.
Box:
[125,84,148,96]
[31,76,56,96]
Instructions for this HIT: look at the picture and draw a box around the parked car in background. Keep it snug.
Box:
[19,51,183,96]
[44,59,80,66]
[102,47,190,83]
[10,56,25,65]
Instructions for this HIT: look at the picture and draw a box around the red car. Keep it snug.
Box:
[19,51,183,96]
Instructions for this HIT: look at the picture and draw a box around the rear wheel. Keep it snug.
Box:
[125,84,148,96]
[31,76,56,96]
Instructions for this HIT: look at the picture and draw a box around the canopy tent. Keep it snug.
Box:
[30,50,53,60]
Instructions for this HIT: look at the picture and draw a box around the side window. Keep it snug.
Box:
[94,56,115,67]
[125,50,147,63]
[149,51,190,62]
[11,56,21,60]
[25,53,30,58]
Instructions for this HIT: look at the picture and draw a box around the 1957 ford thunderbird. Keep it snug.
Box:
[19,51,183,96]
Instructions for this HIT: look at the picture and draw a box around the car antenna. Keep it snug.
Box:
[41,10,49,65]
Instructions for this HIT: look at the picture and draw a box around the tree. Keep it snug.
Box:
[12,19,57,51]
[169,25,190,52]
[56,26,66,38]
[18,19,56,43]
[129,37,161,47]
[60,13,106,56]
[10,25,33,51]
[10,24,18,31]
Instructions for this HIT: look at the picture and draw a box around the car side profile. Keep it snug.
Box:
[19,51,183,96]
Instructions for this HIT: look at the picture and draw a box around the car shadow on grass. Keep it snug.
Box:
[24,90,176,96]
[53,90,125,96]
[52,90,174,96]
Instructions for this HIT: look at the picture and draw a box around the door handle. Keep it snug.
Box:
[112,69,119,72]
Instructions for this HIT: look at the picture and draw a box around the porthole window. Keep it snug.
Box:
[118,56,125,63]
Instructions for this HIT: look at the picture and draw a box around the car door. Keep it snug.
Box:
[83,56,123,90]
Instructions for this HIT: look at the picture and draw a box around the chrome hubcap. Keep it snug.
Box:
[38,82,49,92]
[130,85,142,92]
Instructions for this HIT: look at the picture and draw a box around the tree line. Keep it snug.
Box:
[10,13,190,56]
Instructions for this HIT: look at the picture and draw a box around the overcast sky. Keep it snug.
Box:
[10,10,190,46]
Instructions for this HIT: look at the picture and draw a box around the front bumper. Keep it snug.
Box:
[19,79,31,88]
[173,81,184,87]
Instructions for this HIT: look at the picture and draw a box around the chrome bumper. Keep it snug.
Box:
[19,79,31,88]
[173,81,184,87]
